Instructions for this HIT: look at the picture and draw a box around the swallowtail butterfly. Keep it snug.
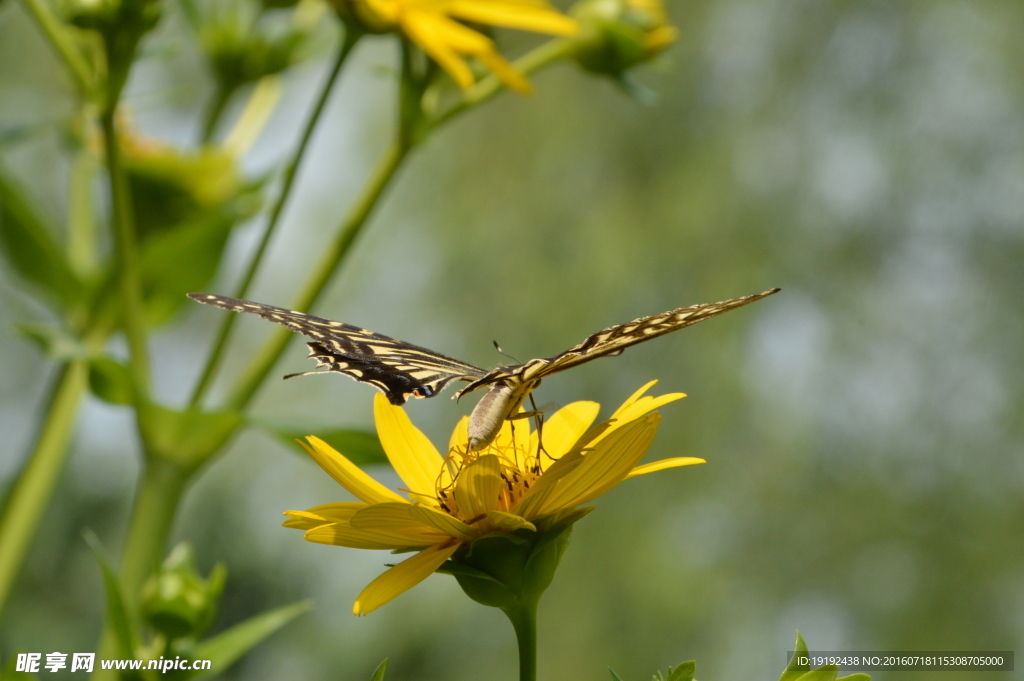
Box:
[188,288,779,450]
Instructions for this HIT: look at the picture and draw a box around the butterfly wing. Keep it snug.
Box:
[188,293,487,405]
[455,288,780,397]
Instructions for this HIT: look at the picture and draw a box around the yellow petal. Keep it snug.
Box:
[305,521,445,549]
[351,502,450,537]
[486,510,536,532]
[609,380,660,421]
[625,457,705,478]
[374,394,443,501]
[282,502,367,530]
[534,413,660,514]
[608,392,685,429]
[353,542,460,615]
[454,454,502,519]
[536,401,600,469]
[300,437,406,505]
[448,0,578,35]
[402,13,477,89]
[409,504,478,542]
[473,50,533,95]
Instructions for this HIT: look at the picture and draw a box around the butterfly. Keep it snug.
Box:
[188,288,779,450]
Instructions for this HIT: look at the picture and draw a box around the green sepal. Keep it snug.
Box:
[444,506,593,611]
[368,659,389,681]
[137,401,243,470]
[83,530,138,658]
[190,601,311,679]
[780,631,810,681]
[89,356,134,405]
[253,419,388,467]
[608,669,626,681]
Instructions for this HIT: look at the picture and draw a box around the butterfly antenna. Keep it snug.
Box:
[529,393,549,463]
[493,340,520,364]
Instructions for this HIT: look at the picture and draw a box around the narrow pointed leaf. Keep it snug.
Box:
[369,658,388,681]
[83,530,136,657]
[191,601,311,678]
[780,631,810,681]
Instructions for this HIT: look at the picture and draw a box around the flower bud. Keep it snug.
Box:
[140,544,226,640]
[569,0,677,78]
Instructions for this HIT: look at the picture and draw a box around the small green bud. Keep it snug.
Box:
[569,0,677,78]
[140,544,226,640]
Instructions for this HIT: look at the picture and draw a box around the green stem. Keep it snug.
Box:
[431,38,575,128]
[100,110,150,399]
[93,458,190,678]
[503,600,539,681]
[189,31,363,408]
[117,459,190,609]
[0,361,89,618]
[200,83,235,144]
[224,140,407,411]
[67,135,99,279]
[15,0,93,95]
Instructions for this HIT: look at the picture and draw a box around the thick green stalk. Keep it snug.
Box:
[0,361,89,618]
[224,141,407,410]
[189,31,363,408]
[503,600,539,681]
[100,111,150,398]
[16,0,93,95]
[92,459,190,681]
[116,458,191,611]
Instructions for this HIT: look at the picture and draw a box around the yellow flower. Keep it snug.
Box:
[284,381,704,615]
[333,0,579,93]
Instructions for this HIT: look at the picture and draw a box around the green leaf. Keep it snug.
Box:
[836,675,871,681]
[666,661,696,681]
[137,401,244,470]
[89,356,134,405]
[794,665,839,681]
[608,669,626,681]
[139,214,235,327]
[83,530,137,658]
[0,164,81,309]
[369,659,388,681]
[15,324,88,361]
[253,420,388,467]
[190,600,311,678]
[780,631,810,681]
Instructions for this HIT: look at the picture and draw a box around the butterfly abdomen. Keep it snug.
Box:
[467,382,516,451]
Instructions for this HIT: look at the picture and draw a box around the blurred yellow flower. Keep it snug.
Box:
[333,0,579,92]
[284,381,703,615]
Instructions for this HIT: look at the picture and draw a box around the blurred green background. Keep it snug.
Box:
[2,0,1023,679]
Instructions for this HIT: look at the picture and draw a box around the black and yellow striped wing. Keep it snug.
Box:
[455,288,780,397]
[188,294,487,405]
